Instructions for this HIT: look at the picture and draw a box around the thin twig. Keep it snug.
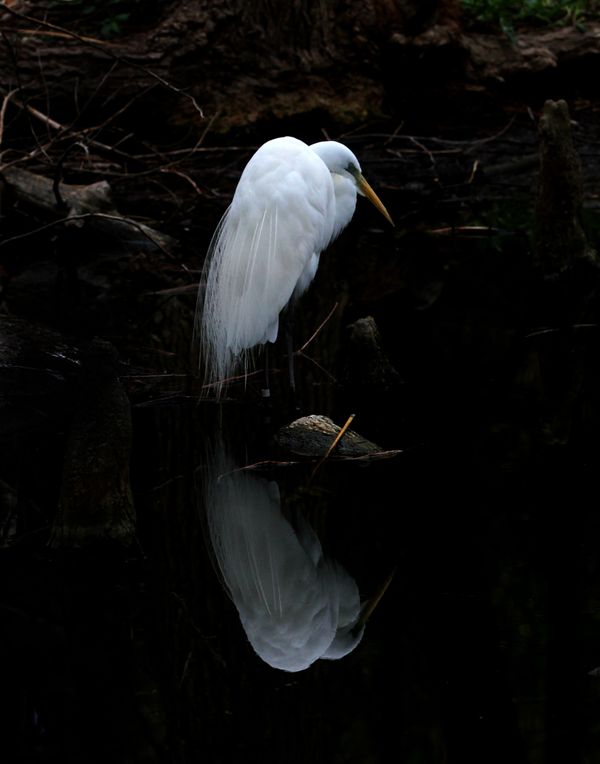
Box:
[199,368,265,394]
[129,146,252,159]
[297,302,339,353]
[386,147,462,157]
[231,459,302,474]
[0,87,18,149]
[9,97,143,166]
[53,141,89,209]
[86,81,157,143]
[525,324,599,339]
[467,158,480,184]
[15,27,113,45]
[149,284,199,296]
[4,96,228,183]
[408,136,439,183]
[345,118,518,149]
[17,99,63,132]
[310,414,356,482]
[323,414,356,461]
[383,121,406,146]
[160,167,204,196]
[0,212,173,257]
[428,225,500,236]
[357,568,396,627]
[295,351,338,383]
[1,29,49,161]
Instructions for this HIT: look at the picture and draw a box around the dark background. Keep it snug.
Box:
[2,2,600,762]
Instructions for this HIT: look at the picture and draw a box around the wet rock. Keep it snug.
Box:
[275,414,382,458]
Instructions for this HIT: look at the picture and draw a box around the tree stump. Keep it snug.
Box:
[533,99,596,274]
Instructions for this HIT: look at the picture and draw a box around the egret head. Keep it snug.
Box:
[309,140,362,178]
[310,140,394,227]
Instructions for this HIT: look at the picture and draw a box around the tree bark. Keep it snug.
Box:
[533,99,596,274]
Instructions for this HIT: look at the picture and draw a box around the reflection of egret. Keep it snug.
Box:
[203,448,392,672]
[196,137,393,396]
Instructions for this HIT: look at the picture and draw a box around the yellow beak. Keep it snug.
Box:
[356,173,394,227]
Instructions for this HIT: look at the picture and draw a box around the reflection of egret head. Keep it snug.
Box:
[204,451,389,672]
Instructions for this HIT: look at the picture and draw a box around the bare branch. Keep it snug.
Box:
[0,212,174,257]
[297,302,339,353]
[309,413,356,482]
[0,87,18,149]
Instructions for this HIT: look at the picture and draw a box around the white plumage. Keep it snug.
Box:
[196,136,393,396]
[203,445,368,672]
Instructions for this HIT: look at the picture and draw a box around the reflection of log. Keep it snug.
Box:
[533,99,596,274]
[49,339,136,547]
[2,166,175,253]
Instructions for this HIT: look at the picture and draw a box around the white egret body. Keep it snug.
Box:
[196,136,393,396]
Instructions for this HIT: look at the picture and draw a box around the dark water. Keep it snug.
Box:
[3,112,600,763]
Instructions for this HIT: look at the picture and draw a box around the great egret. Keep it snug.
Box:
[196,136,393,397]
[203,444,393,672]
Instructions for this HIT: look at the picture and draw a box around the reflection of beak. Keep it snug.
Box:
[357,568,396,627]
[356,173,395,227]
